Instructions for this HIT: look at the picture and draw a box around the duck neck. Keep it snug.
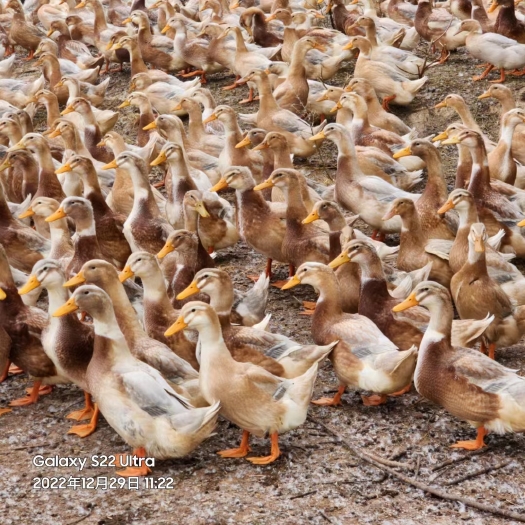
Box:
[186,106,206,144]
[497,94,516,116]
[419,297,453,352]
[91,0,109,34]
[315,274,344,317]
[232,28,249,54]
[46,280,70,314]
[222,113,244,142]
[271,145,293,169]
[400,209,426,246]
[196,316,230,372]
[420,147,448,203]
[288,41,307,78]
[454,104,479,132]
[48,218,71,252]
[207,286,234,319]
[467,140,491,194]
[43,59,62,90]
[364,24,379,47]
[455,203,479,231]
[128,43,148,75]
[466,243,488,273]
[80,164,103,197]
[455,144,472,189]
[282,181,308,221]
[5,124,22,144]
[335,132,362,180]
[256,74,279,113]
[141,268,173,312]
[129,165,161,218]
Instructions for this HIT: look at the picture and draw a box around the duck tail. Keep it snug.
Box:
[403,76,428,94]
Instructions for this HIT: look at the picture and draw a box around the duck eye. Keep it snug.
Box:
[191,308,196,312]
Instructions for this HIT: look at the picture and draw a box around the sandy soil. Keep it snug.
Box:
[2,38,525,525]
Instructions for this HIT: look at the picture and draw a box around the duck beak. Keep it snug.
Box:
[172,102,183,111]
[119,265,134,283]
[194,201,210,217]
[478,91,491,100]
[118,100,130,109]
[342,40,353,50]
[281,275,301,290]
[97,139,106,147]
[55,163,72,174]
[122,17,132,24]
[18,207,35,219]
[230,1,240,8]
[253,179,274,191]
[316,93,328,102]
[7,141,26,152]
[432,131,448,142]
[252,141,269,151]
[161,25,169,34]
[101,159,118,170]
[113,42,123,50]
[441,136,461,145]
[235,136,251,148]
[382,208,396,221]
[0,287,5,300]
[143,121,157,130]
[302,210,320,224]
[150,152,167,166]
[46,28,54,37]
[53,297,79,317]
[474,237,485,252]
[434,100,447,109]
[518,218,525,227]
[392,292,418,312]
[54,80,64,88]
[18,274,41,295]
[0,159,12,171]
[329,101,342,113]
[209,178,228,192]
[312,42,326,52]
[48,129,62,138]
[164,315,188,336]
[309,130,326,141]
[487,0,498,12]
[61,106,75,115]
[328,251,351,269]
[393,146,412,159]
[157,241,174,259]
[45,207,67,222]
[176,280,200,300]
[265,13,277,21]
[203,113,218,124]
[437,200,455,214]
[63,270,86,287]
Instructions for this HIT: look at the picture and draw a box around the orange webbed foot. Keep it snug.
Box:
[389,383,411,397]
[361,394,387,406]
[246,433,280,465]
[66,406,95,421]
[312,385,345,406]
[9,364,24,375]
[450,428,486,450]
[0,408,12,416]
[67,404,99,438]
[218,431,251,458]
[25,385,52,396]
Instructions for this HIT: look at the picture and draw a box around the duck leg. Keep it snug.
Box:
[472,64,494,81]
[24,49,35,61]
[488,343,496,360]
[480,340,487,355]
[0,361,10,383]
[67,404,99,438]
[0,407,11,416]
[247,432,281,465]
[10,380,44,406]
[239,88,257,104]
[115,447,152,477]
[1,362,24,382]
[437,47,450,64]
[217,430,251,458]
[265,258,273,278]
[389,383,411,396]
[66,391,95,421]
[271,264,296,288]
[109,63,124,73]
[488,69,506,83]
[312,385,345,406]
[450,427,487,450]
[25,385,52,395]
[180,69,207,85]
[382,95,396,111]
[222,75,241,91]
[361,394,388,406]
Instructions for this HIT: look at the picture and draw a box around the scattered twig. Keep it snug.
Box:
[66,510,92,525]
[290,489,318,500]
[309,416,525,523]
[430,447,490,472]
[319,510,337,524]
[443,460,512,487]
[388,445,410,461]
[0,441,56,454]
[413,455,421,481]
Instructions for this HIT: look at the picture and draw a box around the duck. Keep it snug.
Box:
[458,19,525,83]
[0,180,50,273]
[209,167,287,277]
[188,87,224,134]
[342,36,428,110]
[53,284,220,475]
[0,148,38,204]
[118,92,155,148]
[0,73,45,108]
[163,15,224,84]
[165,301,330,464]
[0,243,62,408]
[240,6,282,47]
[19,196,74,267]
[55,75,109,108]
[450,222,525,360]
[183,190,239,254]
[478,83,525,166]
[282,262,417,406]
[65,15,97,47]
[491,0,525,43]
[254,169,330,275]
[119,252,200,370]
[45,196,113,277]
[56,155,131,269]
[18,259,96,437]
[438,188,522,276]
[101,152,172,254]
[5,0,45,60]
[76,0,128,74]
[393,139,456,240]
[309,124,418,239]
[156,229,216,306]
[45,20,105,70]
[344,78,411,135]
[383,198,454,287]
[63,259,203,406]
[238,69,324,157]
[394,280,525,450]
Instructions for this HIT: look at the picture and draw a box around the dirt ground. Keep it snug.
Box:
[2,37,525,525]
